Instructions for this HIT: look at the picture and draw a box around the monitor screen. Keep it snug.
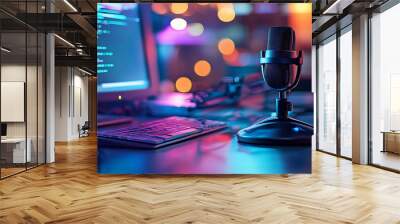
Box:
[97,3,150,93]
[1,123,7,137]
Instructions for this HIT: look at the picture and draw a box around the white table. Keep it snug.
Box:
[1,138,31,163]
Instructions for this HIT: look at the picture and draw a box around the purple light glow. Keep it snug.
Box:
[254,4,279,14]
[156,27,208,45]
[152,93,196,108]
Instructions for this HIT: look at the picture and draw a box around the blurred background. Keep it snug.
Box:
[146,3,312,94]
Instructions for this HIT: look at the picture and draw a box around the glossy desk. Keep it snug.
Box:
[98,93,313,174]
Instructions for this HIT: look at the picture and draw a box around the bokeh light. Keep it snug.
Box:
[175,76,192,93]
[152,4,167,15]
[194,60,212,77]
[170,3,188,15]
[170,18,187,31]
[145,3,311,93]
[188,23,204,36]
[288,3,311,14]
[288,4,312,44]
[234,3,252,15]
[217,7,236,22]
[223,49,241,66]
[218,38,235,55]
[216,3,234,9]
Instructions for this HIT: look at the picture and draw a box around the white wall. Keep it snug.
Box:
[54,67,89,141]
[72,74,89,138]
[55,67,69,141]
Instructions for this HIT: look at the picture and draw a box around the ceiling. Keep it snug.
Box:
[312,0,390,43]
[0,0,393,74]
[0,0,97,73]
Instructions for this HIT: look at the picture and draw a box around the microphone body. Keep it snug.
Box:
[261,27,300,91]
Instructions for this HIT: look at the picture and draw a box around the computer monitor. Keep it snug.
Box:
[97,3,159,101]
[1,123,7,137]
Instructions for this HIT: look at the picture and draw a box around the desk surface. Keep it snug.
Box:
[97,93,313,174]
[1,138,27,143]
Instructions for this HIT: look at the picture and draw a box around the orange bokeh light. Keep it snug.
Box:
[217,7,235,22]
[218,38,235,55]
[288,3,311,14]
[194,60,212,77]
[175,76,192,93]
[288,3,312,44]
[151,4,167,15]
[170,3,188,15]
[216,3,233,10]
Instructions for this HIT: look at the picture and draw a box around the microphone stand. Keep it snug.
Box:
[276,91,291,120]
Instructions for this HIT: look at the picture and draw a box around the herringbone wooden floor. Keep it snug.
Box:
[1,136,400,224]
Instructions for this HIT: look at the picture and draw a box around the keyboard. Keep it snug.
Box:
[98,116,227,149]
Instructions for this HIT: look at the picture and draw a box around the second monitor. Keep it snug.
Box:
[97,3,159,101]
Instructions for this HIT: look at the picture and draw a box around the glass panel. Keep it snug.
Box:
[371,4,400,171]
[317,36,337,154]
[1,29,28,178]
[339,29,352,158]
[0,1,46,178]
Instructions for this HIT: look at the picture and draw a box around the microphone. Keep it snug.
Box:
[237,26,313,145]
[263,27,296,90]
[261,27,303,93]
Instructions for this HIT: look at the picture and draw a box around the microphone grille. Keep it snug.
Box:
[267,27,295,51]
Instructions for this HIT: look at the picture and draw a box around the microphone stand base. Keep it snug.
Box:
[237,117,313,145]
